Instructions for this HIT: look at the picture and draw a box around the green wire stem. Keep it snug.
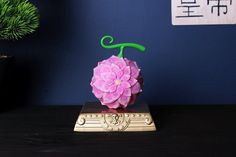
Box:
[100,35,145,58]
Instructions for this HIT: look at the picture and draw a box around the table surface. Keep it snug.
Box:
[0,104,236,157]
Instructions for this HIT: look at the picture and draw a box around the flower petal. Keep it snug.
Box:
[103,92,120,104]
[100,64,111,73]
[93,79,110,92]
[116,60,127,69]
[116,85,124,95]
[116,70,123,79]
[106,79,114,85]
[103,83,111,92]
[129,60,139,69]
[111,63,121,75]
[120,81,131,89]
[93,79,105,90]
[119,96,131,107]
[93,66,101,78]
[131,82,141,94]
[107,55,121,63]
[106,100,120,109]
[121,74,130,81]
[128,78,137,86]
[130,67,140,78]
[108,84,117,93]
[92,87,103,99]
[100,72,116,82]
[90,76,96,86]
[123,88,131,96]
[123,66,131,75]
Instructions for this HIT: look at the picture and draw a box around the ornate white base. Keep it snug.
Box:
[74,102,156,132]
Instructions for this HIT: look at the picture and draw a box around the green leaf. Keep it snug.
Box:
[0,0,39,40]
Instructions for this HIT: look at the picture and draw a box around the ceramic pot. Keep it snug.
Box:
[0,55,14,105]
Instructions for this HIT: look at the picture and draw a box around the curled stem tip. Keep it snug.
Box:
[100,35,145,58]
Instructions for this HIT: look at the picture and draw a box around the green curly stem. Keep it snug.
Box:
[100,35,145,58]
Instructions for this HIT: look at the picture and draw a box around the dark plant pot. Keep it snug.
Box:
[0,56,13,83]
[0,55,14,108]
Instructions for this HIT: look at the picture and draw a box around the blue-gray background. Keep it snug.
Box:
[1,0,236,105]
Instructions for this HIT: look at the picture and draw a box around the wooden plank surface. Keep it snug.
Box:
[0,104,236,157]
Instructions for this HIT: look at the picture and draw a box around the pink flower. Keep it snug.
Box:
[90,55,143,109]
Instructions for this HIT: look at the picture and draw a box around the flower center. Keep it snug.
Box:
[114,79,121,85]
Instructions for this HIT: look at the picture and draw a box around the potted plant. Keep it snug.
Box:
[0,0,39,106]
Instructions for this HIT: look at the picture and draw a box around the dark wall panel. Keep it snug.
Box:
[1,0,236,105]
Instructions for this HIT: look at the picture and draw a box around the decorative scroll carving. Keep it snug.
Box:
[101,113,131,131]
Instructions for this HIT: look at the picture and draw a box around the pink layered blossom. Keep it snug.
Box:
[90,55,143,109]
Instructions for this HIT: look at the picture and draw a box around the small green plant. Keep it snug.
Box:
[0,0,39,40]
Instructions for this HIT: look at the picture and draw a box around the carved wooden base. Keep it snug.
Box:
[74,102,156,132]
